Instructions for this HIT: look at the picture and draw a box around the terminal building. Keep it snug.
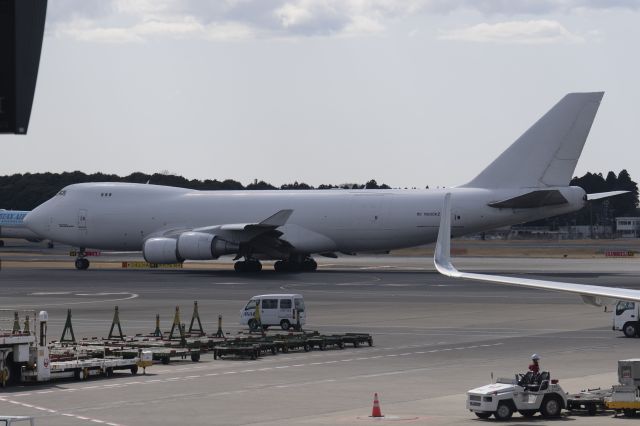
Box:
[616,217,640,238]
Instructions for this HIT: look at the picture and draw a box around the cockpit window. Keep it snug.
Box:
[57,190,66,196]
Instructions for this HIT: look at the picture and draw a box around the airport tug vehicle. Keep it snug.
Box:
[466,371,567,420]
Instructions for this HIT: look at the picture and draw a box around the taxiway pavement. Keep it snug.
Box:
[0,250,639,425]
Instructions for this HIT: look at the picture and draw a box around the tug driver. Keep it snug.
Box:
[529,354,541,374]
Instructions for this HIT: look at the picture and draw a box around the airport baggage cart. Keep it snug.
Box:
[213,343,261,360]
[272,334,311,353]
[341,333,373,348]
[567,388,611,415]
[306,334,344,351]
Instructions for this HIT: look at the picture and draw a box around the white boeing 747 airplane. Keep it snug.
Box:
[24,92,619,272]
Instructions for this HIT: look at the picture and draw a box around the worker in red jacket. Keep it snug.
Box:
[529,353,541,374]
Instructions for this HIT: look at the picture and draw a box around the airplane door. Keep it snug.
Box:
[78,209,88,238]
[78,209,87,229]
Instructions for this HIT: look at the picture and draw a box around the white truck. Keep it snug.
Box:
[466,371,567,420]
[613,301,640,337]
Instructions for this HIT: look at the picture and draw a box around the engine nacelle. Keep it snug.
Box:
[177,232,239,260]
[143,237,182,264]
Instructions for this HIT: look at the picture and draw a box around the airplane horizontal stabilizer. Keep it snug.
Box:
[488,190,568,209]
[435,192,640,306]
[586,190,629,201]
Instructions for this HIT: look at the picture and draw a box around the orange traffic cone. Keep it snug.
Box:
[371,392,384,417]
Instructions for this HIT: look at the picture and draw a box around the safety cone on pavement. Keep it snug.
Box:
[371,393,384,417]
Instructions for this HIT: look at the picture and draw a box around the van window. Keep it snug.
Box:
[294,298,305,312]
[280,299,292,309]
[262,299,278,310]
[617,301,635,316]
[244,299,258,310]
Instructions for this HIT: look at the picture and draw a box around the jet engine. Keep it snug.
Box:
[177,232,239,260]
[143,237,182,264]
[143,233,239,263]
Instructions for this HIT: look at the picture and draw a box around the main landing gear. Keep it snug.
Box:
[274,257,317,273]
[234,258,262,273]
[75,248,90,270]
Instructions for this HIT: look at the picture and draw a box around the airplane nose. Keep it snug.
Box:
[23,207,48,236]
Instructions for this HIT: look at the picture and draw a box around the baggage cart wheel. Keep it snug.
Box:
[587,404,597,416]
[368,338,373,347]
[337,341,344,349]
[271,347,277,355]
[161,357,170,365]
[191,352,201,362]
[131,365,139,375]
[353,341,359,348]
[303,343,311,352]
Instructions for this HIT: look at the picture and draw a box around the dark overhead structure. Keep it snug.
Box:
[0,0,48,135]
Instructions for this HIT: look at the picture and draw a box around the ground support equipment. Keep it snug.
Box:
[567,388,611,416]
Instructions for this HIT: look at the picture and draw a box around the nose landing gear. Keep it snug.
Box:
[74,249,90,270]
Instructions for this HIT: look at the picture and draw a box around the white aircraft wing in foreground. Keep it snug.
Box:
[434,193,640,306]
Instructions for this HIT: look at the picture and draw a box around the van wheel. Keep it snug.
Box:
[541,395,562,418]
[280,320,291,331]
[623,322,638,338]
[494,402,513,420]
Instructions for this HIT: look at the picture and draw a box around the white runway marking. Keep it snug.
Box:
[6,343,503,398]
[0,396,124,425]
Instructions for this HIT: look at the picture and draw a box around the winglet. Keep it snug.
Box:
[259,209,294,227]
[434,193,462,277]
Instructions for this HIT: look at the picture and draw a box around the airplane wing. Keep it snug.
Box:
[193,209,293,233]
[434,193,640,306]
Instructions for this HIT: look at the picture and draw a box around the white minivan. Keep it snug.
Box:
[240,294,306,331]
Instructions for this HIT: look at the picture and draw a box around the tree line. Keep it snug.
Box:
[0,170,637,227]
[0,172,390,210]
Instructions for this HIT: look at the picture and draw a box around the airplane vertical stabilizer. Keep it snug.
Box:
[463,92,604,189]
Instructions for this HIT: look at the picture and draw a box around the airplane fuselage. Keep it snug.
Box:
[25,182,586,254]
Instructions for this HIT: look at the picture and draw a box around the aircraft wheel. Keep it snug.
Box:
[302,259,317,272]
[274,260,288,272]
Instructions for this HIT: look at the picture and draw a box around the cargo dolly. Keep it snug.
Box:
[213,343,261,360]
[567,388,610,416]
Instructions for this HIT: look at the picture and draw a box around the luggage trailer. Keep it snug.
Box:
[1,310,151,387]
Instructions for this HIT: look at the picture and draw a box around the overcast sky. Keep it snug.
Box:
[4,0,640,188]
